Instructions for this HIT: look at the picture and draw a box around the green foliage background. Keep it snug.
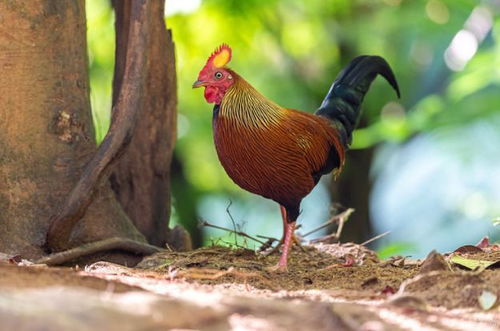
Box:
[86,0,500,256]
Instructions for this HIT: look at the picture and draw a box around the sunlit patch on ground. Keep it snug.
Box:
[1,243,499,329]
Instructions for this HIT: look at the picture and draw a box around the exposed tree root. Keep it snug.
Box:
[46,0,152,252]
[37,238,162,266]
[110,0,177,247]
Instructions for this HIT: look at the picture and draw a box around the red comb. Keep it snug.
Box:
[204,43,232,69]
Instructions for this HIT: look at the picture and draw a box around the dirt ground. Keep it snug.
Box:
[0,243,499,330]
[137,243,500,309]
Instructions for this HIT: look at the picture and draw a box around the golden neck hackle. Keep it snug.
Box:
[219,74,287,129]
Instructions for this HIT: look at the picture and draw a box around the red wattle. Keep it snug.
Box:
[204,86,225,104]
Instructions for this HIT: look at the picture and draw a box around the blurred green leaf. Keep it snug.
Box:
[450,255,498,270]
[377,242,417,259]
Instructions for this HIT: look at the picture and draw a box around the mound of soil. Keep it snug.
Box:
[137,244,416,293]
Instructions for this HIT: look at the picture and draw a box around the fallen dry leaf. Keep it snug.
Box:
[454,245,484,254]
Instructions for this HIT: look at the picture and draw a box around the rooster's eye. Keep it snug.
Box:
[214,72,223,79]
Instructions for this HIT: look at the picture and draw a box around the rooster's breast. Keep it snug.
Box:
[212,113,318,207]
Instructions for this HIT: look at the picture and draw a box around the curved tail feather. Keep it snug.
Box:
[315,55,400,146]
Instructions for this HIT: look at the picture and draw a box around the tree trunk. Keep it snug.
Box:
[110,0,177,247]
[329,148,374,243]
[0,0,151,260]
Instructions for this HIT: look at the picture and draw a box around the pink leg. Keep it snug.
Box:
[266,205,296,272]
[280,205,303,249]
[275,220,296,271]
[262,206,290,257]
[280,205,287,233]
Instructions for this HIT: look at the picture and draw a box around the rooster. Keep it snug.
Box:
[193,44,400,271]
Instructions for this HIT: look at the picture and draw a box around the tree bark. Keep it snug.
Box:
[329,148,373,243]
[0,0,155,260]
[110,0,177,247]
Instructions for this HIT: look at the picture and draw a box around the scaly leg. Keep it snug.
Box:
[267,219,296,272]
[280,205,287,227]
[266,205,300,272]
[276,220,296,271]
[279,206,304,249]
[262,205,303,256]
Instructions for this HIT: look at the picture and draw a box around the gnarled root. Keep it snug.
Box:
[37,237,162,266]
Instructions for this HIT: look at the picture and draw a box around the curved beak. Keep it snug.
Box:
[192,80,206,88]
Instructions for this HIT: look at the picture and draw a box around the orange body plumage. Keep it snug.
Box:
[213,72,344,220]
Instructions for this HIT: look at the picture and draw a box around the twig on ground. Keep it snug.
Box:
[256,235,281,253]
[219,239,248,250]
[257,239,276,253]
[225,200,239,246]
[200,219,266,245]
[360,231,391,246]
[256,234,280,241]
[258,224,308,255]
[309,208,355,243]
[302,208,354,238]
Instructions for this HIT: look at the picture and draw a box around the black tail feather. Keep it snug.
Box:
[315,55,400,146]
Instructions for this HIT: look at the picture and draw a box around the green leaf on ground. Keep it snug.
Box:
[449,255,497,270]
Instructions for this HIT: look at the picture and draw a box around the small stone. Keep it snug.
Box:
[419,250,449,274]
